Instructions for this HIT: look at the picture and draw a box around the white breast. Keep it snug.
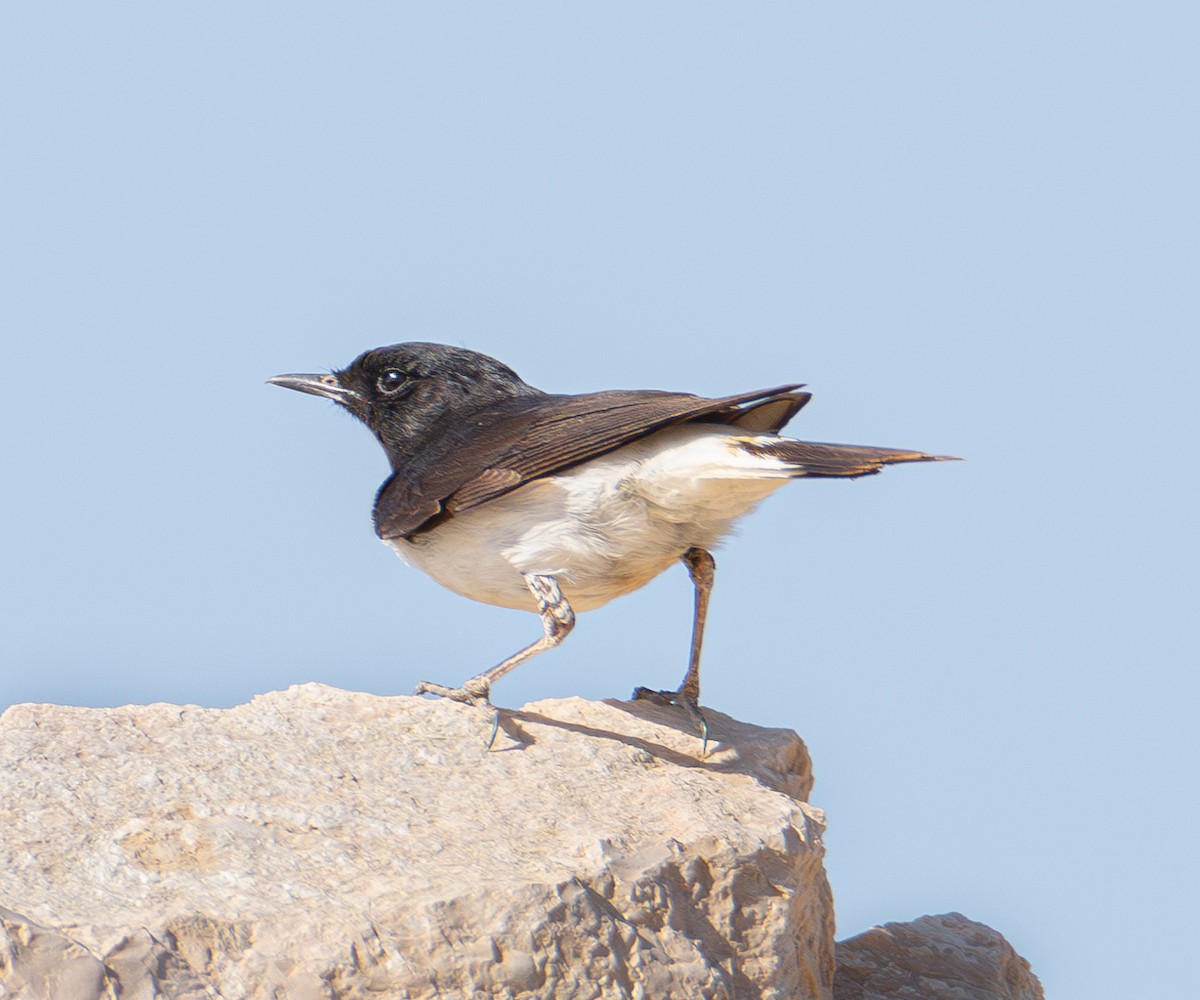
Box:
[388,424,798,613]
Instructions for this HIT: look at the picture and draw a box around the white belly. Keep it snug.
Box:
[388,425,795,612]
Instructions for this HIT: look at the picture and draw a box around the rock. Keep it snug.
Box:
[833,912,1044,1000]
[0,684,833,999]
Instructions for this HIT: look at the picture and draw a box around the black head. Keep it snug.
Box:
[268,342,541,466]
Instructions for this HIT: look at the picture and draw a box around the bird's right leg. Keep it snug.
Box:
[415,573,576,708]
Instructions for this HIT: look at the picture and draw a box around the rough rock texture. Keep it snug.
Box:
[833,913,1044,1000]
[0,684,833,1000]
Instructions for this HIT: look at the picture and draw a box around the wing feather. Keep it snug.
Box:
[374,384,805,538]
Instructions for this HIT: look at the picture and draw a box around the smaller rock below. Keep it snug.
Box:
[834,912,1043,1000]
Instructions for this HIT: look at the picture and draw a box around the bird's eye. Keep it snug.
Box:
[377,369,408,394]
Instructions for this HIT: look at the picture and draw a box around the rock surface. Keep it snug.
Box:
[0,684,833,999]
[833,912,1044,1000]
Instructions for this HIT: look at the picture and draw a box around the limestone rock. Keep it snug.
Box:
[0,684,832,999]
[833,912,1044,1000]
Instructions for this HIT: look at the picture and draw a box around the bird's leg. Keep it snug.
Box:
[677,546,715,704]
[414,573,576,719]
[633,547,715,750]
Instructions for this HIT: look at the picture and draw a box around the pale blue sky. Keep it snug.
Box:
[2,5,1197,998]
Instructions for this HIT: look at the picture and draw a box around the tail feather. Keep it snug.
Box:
[752,439,960,478]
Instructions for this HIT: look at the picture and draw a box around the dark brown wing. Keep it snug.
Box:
[373,385,809,539]
[727,392,812,432]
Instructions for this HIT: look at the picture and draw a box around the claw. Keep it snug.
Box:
[633,686,710,756]
[485,707,501,751]
[689,706,710,757]
[414,679,490,707]
[631,685,671,706]
[415,680,500,749]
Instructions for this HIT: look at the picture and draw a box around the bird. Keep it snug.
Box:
[268,342,955,747]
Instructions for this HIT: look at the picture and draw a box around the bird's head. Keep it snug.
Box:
[268,342,539,465]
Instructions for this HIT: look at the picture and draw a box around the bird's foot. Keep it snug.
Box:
[632,686,710,756]
[414,678,491,707]
[414,680,500,749]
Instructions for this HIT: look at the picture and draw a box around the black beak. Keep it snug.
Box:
[267,373,362,403]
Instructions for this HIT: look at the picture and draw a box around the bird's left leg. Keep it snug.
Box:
[415,573,575,708]
[633,547,715,750]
